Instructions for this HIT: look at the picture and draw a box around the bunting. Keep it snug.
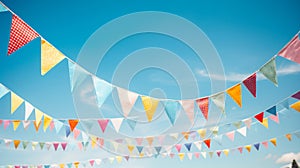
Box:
[226,84,242,107]
[116,87,138,117]
[93,77,113,108]
[164,101,180,125]
[259,58,278,86]
[180,100,195,123]
[278,33,300,64]
[11,92,23,114]
[141,96,159,122]
[196,97,209,120]
[290,101,300,112]
[211,92,225,112]
[242,73,257,97]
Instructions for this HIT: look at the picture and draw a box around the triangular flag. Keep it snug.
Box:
[126,119,137,130]
[22,141,29,149]
[53,119,63,133]
[242,73,257,97]
[180,100,195,123]
[197,129,206,139]
[269,114,280,123]
[33,120,41,132]
[245,145,251,152]
[0,3,8,12]
[68,61,87,92]
[286,134,292,141]
[254,112,264,123]
[39,142,45,150]
[233,121,243,128]
[124,156,129,161]
[270,138,277,146]
[12,120,21,131]
[136,146,143,154]
[116,156,122,163]
[135,138,143,146]
[280,99,290,109]
[74,162,79,168]
[266,106,277,116]
[254,143,260,151]
[73,129,80,139]
[259,58,278,86]
[182,132,190,140]
[35,109,44,126]
[226,131,235,141]
[127,145,135,154]
[203,139,211,148]
[98,119,109,133]
[53,143,60,151]
[25,102,34,120]
[291,101,300,112]
[223,149,229,156]
[164,101,180,125]
[175,144,182,152]
[155,146,162,154]
[184,143,192,151]
[65,126,71,137]
[14,140,21,149]
[43,114,52,132]
[237,127,247,137]
[141,96,159,122]
[226,84,242,107]
[0,84,9,100]
[11,92,23,114]
[208,152,214,158]
[261,118,269,128]
[3,120,10,129]
[61,142,67,150]
[194,141,202,151]
[216,151,221,157]
[146,137,154,146]
[7,15,39,55]
[68,119,79,132]
[278,33,300,64]
[158,135,165,145]
[187,153,193,160]
[262,141,268,148]
[117,87,138,117]
[110,118,124,133]
[194,152,200,158]
[214,135,223,145]
[237,147,243,154]
[22,120,30,130]
[292,91,300,100]
[178,153,185,161]
[93,77,113,108]
[243,118,252,129]
[201,152,207,159]
[41,39,65,75]
[89,160,95,167]
[196,97,209,120]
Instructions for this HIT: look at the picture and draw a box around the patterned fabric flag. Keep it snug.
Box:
[242,73,257,97]
[117,87,138,117]
[164,101,180,125]
[7,15,39,55]
[180,100,195,123]
[196,97,209,120]
[259,58,278,86]
[278,33,300,64]
[226,84,242,107]
[141,96,159,122]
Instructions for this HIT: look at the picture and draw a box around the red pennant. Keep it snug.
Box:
[254,112,264,123]
[203,139,211,148]
[7,15,39,55]
[196,97,209,120]
[242,73,256,97]
[68,119,79,132]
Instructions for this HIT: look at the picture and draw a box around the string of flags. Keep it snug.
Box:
[0,130,299,168]
[0,2,299,123]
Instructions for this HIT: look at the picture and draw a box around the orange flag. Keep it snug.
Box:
[270,138,277,146]
[290,101,300,112]
[68,119,79,132]
[203,139,211,148]
[226,84,242,107]
[286,134,292,141]
[14,140,21,149]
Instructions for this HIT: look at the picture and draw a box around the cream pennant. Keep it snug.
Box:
[110,118,124,133]
[25,102,34,120]
[211,92,225,112]
[11,92,24,114]
[180,100,195,123]
[197,129,206,139]
[243,118,252,129]
[116,87,138,117]
[236,127,247,137]
[41,39,65,75]
[22,120,30,130]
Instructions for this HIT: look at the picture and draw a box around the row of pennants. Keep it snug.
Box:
[0,131,299,168]
[0,3,299,123]
[2,83,300,150]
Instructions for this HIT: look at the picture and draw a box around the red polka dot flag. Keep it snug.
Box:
[7,15,39,55]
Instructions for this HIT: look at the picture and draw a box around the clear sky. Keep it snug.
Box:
[0,0,300,168]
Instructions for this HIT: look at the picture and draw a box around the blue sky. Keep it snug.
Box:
[0,0,300,168]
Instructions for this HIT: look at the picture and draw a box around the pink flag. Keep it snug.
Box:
[269,114,280,124]
[98,119,109,133]
[226,131,235,141]
[53,143,59,151]
[175,144,182,152]
[73,129,81,139]
[135,138,143,146]
[278,34,300,64]
[61,142,67,151]
[262,141,268,148]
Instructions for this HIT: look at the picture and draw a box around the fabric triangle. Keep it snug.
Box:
[53,119,63,133]
[237,127,247,137]
[237,147,243,153]
[242,73,257,97]
[226,84,242,107]
[291,101,300,112]
[269,114,280,123]
[226,131,235,141]
[3,120,10,130]
[292,91,300,100]
[73,129,81,139]
[35,109,44,126]
[33,120,41,132]
[141,96,159,122]
[194,152,200,158]
[116,87,138,117]
[11,92,23,114]
[164,101,180,125]
[7,15,39,55]
[22,141,29,149]
[182,132,190,140]
[65,126,71,137]
[157,135,165,145]
[175,144,182,152]
[43,114,52,132]
[180,100,195,123]
[286,134,292,141]
[68,119,79,132]
[0,84,9,99]
[93,77,113,108]
[41,39,65,75]
[110,118,123,132]
[12,120,21,131]
[0,3,8,12]
[261,118,269,128]
[135,138,143,146]
[154,146,162,154]
[211,92,225,112]
[270,138,277,146]
[184,143,192,151]
[266,106,277,116]
[203,139,211,148]
[243,118,252,129]
[259,58,278,86]
[22,120,30,130]
[278,33,300,64]
[178,153,185,161]
[127,145,135,153]
[216,151,221,157]
[280,99,290,109]
[146,137,154,146]
[136,146,143,154]
[223,149,229,156]
[196,97,209,120]
[254,143,260,151]
[116,156,122,163]
[39,142,45,150]
[187,153,193,160]
[14,140,21,149]
[80,120,94,132]
[262,141,268,148]
[25,102,34,120]
[254,112,264,123]
[201,152,207,159]
[233,121,243,128]
[197,129,206,139]
[126,119,137,131]
[98,119,109,133]
[68,61,87,92]
[208,152,214,158]
[245,145,251,152]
